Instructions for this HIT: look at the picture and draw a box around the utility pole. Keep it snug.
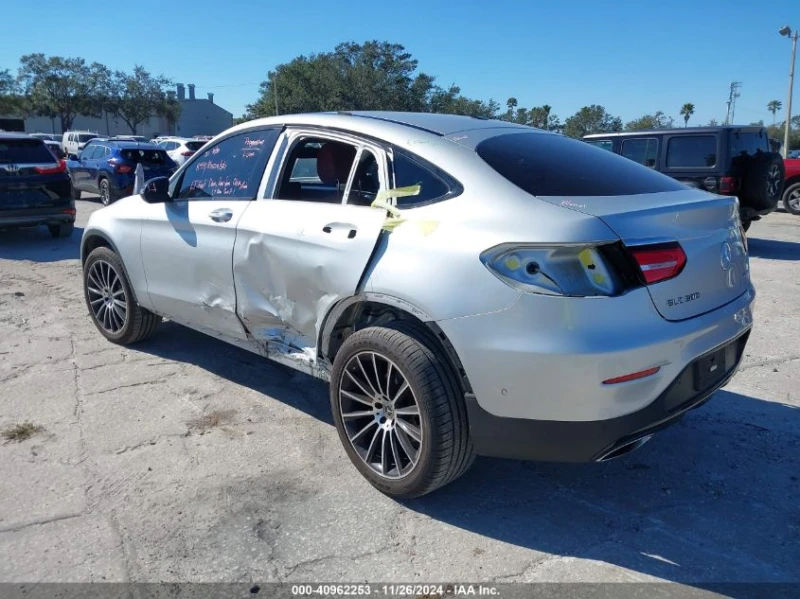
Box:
[780,26,798,157]
[725,82,742,125]
[272,72,280,116]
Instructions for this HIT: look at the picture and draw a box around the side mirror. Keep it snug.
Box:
[141,177,172,204]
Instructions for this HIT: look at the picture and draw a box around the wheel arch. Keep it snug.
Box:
[81,229,140,305]
[782,175,800,195]
[319,294,473,394]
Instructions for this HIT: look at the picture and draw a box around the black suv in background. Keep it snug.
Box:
[584,126,784,231]
[0,133,75,238]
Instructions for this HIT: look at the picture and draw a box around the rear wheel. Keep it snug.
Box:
[48,222,74,238]
[330,322,474,498]
[783,181,800,215]
[99,178,113,206]
[83,246,161,344]
[71,184,81,201]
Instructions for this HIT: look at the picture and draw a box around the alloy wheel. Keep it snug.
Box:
[86,260,127,333]
[338,351,423,479]
[767,164,781,198]
[100,180,111,206]
[788,188,800,212]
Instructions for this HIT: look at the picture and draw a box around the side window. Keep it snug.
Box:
[586,140,613,152]
[621,138,658,168]
[666,136,717,168]
[166,141,179,151]
[176,128,280,201]
[390,151,450,207]
[275,137,358,204]
[79,145,96,160]
[347,149,382,206]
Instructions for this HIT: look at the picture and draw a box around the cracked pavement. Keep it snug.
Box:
[0,199,798,586]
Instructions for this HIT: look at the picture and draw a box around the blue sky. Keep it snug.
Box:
[2,0,797,126]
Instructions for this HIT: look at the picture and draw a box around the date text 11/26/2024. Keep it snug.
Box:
[290,584,500,596]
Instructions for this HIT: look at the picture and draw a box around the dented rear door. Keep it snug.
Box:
[233,133,389,348]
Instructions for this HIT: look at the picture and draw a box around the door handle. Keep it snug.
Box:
[322,223,357,238]
[209,208,233,222]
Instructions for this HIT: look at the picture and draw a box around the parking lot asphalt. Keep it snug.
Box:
[0,197,798,587]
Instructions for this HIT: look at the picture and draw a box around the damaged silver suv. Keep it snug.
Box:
[81,112,754,497]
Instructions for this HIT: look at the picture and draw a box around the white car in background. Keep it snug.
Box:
[156,137,207,166]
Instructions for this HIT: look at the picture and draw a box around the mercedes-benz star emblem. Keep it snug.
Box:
[720,242,733,271]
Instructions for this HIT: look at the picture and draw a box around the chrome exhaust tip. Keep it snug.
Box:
[596,434,654,462]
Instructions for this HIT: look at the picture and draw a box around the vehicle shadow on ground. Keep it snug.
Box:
[135,323,798,583]
[0,226,84,262]
[746,237,800,261]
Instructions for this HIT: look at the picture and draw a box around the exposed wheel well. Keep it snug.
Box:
[321,299,473,394]
[81,234,112,265]
[783,175,800,193]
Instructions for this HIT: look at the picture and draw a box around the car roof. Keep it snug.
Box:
[0,132,43,141]
[584,125,766,139]
[90,140,162,150]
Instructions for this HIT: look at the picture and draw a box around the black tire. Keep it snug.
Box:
[83,246,161,345]
[782,181,800,215]
[48,222,74,238]
[99,178,113,206]
[740,153,784,211]
[71,183,81,201]
[330,321,474,498]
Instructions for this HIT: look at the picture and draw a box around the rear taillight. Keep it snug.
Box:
[180,151,195,157]
[34,161,67,175]
[603,366,661,385]
[108,159,133,174]
[719,176,739,194]
[629,242,687,284]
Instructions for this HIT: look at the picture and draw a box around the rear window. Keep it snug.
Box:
[666,135,717,168]
[585,139,613,152]
[622,138,658,168]
[185,141,205,151]
[730,130,769,158]
[476,132,684,197]
[0,139,57,164]
[122,149,169,164]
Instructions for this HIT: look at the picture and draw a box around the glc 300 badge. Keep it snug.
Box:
[667,292,700,307]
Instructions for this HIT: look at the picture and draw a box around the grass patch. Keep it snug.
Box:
[187,409,236,432]
[2,422,44,443]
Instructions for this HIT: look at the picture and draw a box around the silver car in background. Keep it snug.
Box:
[80,112,755,497]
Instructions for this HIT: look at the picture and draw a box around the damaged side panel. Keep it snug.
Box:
[232,199,387,378]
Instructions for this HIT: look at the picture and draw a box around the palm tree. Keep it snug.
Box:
[680,103,695,127]
[768,100,783,125]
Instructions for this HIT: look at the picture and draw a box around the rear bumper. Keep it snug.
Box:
[0,202,76,228]
[466,329,750,462]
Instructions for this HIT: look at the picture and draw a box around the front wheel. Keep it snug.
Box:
[83,246,161,344]
[330,322,474,498]
[783,182,800,215]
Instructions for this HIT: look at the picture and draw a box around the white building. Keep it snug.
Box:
[0,83,233,138]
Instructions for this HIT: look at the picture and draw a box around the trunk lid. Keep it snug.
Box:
[541,189,750,321]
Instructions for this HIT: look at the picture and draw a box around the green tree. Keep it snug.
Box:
[625,111,674,131]
[767,100,783,125]
[246,41,498,119]
[680,103,695,127]
[107,66,175,134]
[18,54,109,131]
[562,105,622,138]
[0,68,23,115]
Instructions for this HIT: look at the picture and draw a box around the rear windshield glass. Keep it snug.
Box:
[0,139,57,164]
[122,149,169,164]
[476,132,684,196]
[185,141,205,151]
[78,134,98,143]
[666,136,717,167]
[729,130,769,158]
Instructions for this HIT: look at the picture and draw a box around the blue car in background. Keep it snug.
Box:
[67,140,177,205]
